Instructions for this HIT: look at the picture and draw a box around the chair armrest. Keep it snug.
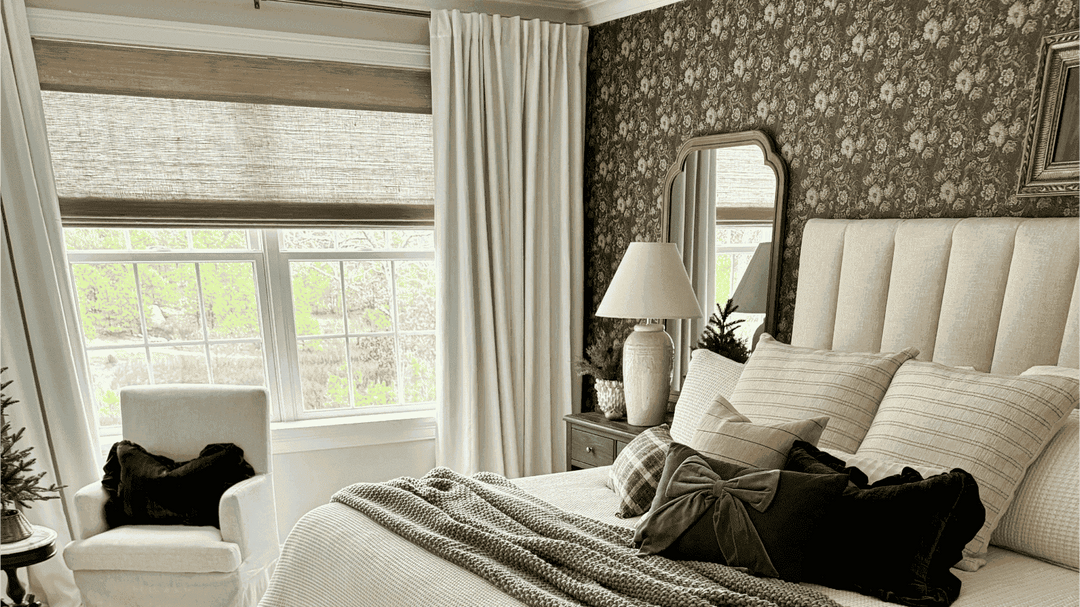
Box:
[219,474,280,565]
[73,481,110,540]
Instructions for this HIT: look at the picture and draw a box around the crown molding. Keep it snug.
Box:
[25,7,430,69]
[581,0,680,25]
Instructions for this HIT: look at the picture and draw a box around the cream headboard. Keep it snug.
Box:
[791,217,1079,375]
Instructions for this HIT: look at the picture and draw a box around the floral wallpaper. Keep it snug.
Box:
[581,0,1078,408]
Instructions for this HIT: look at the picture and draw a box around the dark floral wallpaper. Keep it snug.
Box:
[581,0,1079,408]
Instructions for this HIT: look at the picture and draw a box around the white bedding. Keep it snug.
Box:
[259,466,1079,607]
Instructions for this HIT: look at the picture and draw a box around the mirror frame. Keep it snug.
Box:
[661,130,788,337]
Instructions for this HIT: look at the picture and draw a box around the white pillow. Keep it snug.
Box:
[729,334,918,453]
[669,349,744,444]
[821,448,946,485]
[857,360,1078,571]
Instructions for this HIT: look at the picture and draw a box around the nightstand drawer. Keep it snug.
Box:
[570,427,615,467]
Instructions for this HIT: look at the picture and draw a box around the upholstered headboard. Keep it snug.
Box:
[791,218,1079,375]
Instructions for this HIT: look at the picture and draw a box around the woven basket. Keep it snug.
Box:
[595,379,626,420]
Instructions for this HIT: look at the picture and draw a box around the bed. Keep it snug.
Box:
[260,217,1080,607]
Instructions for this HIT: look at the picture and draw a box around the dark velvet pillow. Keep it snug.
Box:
[634,442,848,581]
[102,440,255,528]
[785,441,985,607]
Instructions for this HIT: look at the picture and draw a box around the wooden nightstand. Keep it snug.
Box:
[564,411,674,470]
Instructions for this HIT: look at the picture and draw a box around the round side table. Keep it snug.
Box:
[1,525,57,607]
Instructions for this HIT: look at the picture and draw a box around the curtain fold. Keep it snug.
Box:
[431,10,585,478]
[1,1,100,604]
[667,149,717,391]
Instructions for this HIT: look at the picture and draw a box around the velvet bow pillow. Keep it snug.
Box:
[634,443,848,581]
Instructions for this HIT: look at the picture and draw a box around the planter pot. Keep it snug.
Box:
[595,379,626,420]
[1,509,33,544]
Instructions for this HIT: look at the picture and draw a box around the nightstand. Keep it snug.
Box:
[563,411,674,470]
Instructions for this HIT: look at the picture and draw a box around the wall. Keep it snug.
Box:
[582,0,1079,380]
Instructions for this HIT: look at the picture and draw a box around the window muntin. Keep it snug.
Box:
[66,227,436,436]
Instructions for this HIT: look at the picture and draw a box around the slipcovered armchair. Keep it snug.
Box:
[64,385,280,607]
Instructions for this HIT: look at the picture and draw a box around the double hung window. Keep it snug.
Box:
[41,76,436,441]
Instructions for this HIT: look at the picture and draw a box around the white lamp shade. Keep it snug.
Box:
[729,242,771,314]
[596,242,702,320]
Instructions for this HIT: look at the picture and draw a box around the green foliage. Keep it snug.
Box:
[695,299,750,363]
[573,341,623,381]
[1,370,63,511]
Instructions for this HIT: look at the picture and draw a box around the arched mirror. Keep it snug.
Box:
[662,131,786,388]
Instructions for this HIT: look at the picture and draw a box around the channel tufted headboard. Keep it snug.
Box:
[791,217,1079,375]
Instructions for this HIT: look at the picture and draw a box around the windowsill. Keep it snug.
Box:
[270,409,436,454]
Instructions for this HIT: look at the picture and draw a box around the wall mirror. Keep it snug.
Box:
[662,131,787,387]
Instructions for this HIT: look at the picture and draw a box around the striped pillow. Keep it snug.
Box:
[669,349,744,444]
[690,395,828,470]
[729,334,918,453]
[857,361,1079,571]
[608,425,672,518]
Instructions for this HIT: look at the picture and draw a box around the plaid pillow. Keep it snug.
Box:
[608,424,672,518]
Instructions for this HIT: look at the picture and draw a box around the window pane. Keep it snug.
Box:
[345,261,392,333]
[400,334,435,404]
[298,338,348,410]
[336,230,387,251]
[130,229,188,250]
[193,230,252,250]
[291,261,344,336]
[150,346,210,383]
[282,230,335,251]
[87,348,149,428]
[138,263,203,341]
[395,260,435,331]
[350,336,396,406]
[72,263,143,347]
[390,230,434,250]
[210,342,266,386]
[65,228,125,251]
[201,262,261,339]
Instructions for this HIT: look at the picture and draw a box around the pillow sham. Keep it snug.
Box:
[102,440,256,528]
[785,441,985,607]
[991,409,1079,570]
[689,394,827,470]
[607,424,672,518]
[729,334,918,453]
[635,442,848,582]
[669,349,744,444]
[856,360,1078,571]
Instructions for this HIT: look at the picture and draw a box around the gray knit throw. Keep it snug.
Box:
[331,467,841,607]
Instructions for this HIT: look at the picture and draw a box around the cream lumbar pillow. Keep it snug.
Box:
[669,348,745,444]
[689,394,828,470]
[728,334,918,454]
[856,360,1079,572]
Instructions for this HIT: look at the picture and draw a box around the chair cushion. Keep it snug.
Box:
[64,525,242,573]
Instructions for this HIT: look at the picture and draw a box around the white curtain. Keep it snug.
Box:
[2,1,100,605]
[666,149,716,391]
[430,10,586,478]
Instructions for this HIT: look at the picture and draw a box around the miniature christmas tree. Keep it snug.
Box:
[1,368,62,512]
[695,299,750,363]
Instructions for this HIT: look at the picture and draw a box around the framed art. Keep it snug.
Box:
[1017,31,1079,197]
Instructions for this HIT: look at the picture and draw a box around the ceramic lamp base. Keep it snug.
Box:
[622,323,673,426]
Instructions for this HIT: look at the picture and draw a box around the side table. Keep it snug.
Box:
[1,525,57,607]
[564,411,673,470]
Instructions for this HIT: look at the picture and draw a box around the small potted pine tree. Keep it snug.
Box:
[1,369,63,544]
[695,299,750,363]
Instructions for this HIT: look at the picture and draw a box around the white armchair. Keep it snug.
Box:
[64,385,280,607]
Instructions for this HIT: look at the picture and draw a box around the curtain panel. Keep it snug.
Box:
[666,149,717,391]
[430,10,586,478]
[1,0,100,605]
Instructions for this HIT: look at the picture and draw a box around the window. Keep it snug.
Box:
[42,89,436,440]
[714,225,770,346]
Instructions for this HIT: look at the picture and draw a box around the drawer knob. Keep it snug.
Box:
[585,446,594,453]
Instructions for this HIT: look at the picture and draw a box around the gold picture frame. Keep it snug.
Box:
[1017,31,1079,197]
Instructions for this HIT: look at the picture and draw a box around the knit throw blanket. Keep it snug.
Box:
[331,467,841,607]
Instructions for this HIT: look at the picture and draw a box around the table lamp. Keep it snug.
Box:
[596,242,702,426]
[729,241,771,348]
